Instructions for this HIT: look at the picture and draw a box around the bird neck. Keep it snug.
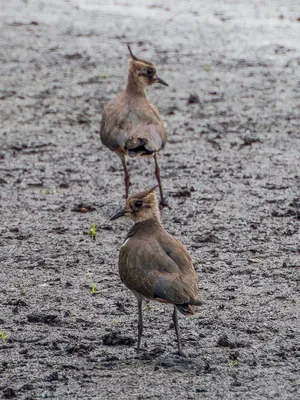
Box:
[128,216,162,238]
[125,70,147,97]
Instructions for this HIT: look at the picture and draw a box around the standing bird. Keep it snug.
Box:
[110,187,201,357]
[100,45,168,207]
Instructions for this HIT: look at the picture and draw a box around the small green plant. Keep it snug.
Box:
[99,73,107,79]
[88,273,97,295]
[144,305,153,311]
[0,329,7,342]
[88,223,96,240]
[204,63,210,72]
[40,188,59,195]
[229,360,239,367]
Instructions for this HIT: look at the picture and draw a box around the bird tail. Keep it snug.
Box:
[126,137,155,157]
[125,124,166,157]
[176,299,202,316]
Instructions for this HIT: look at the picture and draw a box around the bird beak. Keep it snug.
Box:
[110,208,127,221]
[154,75,168,86]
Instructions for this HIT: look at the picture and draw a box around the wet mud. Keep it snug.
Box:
[0,0,299,399]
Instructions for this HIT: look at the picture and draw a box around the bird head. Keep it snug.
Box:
[126,45,168,90]
[110,186,160,223]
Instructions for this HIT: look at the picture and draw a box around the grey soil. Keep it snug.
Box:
[0,0,299,399]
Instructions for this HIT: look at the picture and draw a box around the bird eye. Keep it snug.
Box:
[146,67,154,76]
[135,200,143,208]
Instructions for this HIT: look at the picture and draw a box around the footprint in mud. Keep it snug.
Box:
[102,331,135,346]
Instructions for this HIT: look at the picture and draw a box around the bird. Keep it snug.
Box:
[110,187,201,357]
[100,45,169,207]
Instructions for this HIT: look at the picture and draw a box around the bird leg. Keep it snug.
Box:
[154,153,167,207]
[137,299,143,352]
[172,306,187,357]
[121,157,131,198]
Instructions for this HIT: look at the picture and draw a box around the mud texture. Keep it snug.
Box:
[1,0,300,399]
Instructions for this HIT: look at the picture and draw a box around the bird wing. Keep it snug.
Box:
[124,121,165,156]
[100,94,130,151]
[152,233,200,305]
[119,234,199,306]
[100,94,167,155]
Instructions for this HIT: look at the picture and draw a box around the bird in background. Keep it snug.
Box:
[110,187,202,357]
[100,45,169,207]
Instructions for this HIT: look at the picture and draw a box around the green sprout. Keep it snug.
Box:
[40,188,59,195]
[229,360,239,367]
[88,273,97,295]
[144,305,153,311]
[99,73,108,79]
[88,223,96,240]
[0,329,7,342]
[204,63,210,72]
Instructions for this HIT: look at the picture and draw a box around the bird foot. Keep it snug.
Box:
[159,198,169,209]
[177,349,188,358]
[135,348,152,360]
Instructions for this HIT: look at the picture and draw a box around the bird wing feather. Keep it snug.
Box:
[100,95,130,151]
[100,94,167,155]
[118,235,199,306]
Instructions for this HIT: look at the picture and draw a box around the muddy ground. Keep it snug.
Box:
[0,0,299,399]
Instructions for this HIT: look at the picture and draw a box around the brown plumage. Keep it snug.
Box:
[110,187,201,357]
[100,45,168,206]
